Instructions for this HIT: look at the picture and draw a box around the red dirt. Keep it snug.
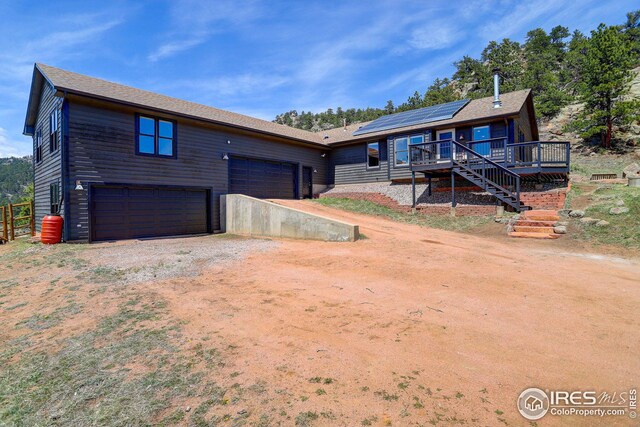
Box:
[148,200,640,426]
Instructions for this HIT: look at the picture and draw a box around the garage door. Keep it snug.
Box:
[91,185,208,241]
[229,157,297,199]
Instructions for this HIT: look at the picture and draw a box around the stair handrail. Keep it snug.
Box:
[450,140,522,208]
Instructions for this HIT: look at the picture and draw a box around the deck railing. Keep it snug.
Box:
[451,140,521,206]
[410,140,570,172]
[506,141,570,169]
[467,137,508,162]
[409,140,448,167]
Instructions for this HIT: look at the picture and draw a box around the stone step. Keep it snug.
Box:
[514,220,558,227]
[513,225,556,233]
[508,232,561,239]
[522,210,560,221]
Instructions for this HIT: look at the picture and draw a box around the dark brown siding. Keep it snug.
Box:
[515,102,534,141]
[331,140,388,185]
[66,98,328,241]
[33,84,63,232]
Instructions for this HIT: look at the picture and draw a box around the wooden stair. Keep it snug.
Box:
[508,210,562,239]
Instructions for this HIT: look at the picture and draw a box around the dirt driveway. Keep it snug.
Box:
[1,202,638,426]
[156,201,638,426]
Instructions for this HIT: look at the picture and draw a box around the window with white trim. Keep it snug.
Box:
[395,134,426,166]
[35,128,43,163]
[50,182,60,214]
[367,142,380,168]
[49,110,59,153]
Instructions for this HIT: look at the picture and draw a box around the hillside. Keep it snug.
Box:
[539,67,640,152]
[0,156,33,206]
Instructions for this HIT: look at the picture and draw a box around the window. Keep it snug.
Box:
[395,134,425,166]
[367,142,380,169]
[409,135,424,163]
[50,182,60,214]
[35,129,43,163]
[49,110,59,153]
[136,115,175,157]
[394,137,408,166]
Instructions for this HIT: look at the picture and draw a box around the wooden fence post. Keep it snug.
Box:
[1,206,6,242]
[30,200,35,236]
[8,203,14,241]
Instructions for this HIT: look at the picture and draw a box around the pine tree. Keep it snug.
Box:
[569,24,640,147]
[523,28,570,117]
[422,78,460,107]
[481,39,525,93]
[453,55,489,97]
[384,100,395,115]
[623,10,640,63]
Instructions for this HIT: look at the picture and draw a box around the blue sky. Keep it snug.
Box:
[0,0,635,157]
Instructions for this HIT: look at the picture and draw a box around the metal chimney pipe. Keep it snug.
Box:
[493,69,502,109]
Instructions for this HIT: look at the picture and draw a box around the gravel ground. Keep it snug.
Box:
[323,182,495,206]
[78,235,279,284]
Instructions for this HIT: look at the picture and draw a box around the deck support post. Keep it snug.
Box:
[427,175,432,197]
[411,171,416,209]
[450,170,456,208]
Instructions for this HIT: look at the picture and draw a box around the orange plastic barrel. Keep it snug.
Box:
[41,215,64,244]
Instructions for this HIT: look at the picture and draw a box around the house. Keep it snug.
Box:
[23,64,569,242]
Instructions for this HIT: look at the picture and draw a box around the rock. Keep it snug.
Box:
[622,162,640,178]
[186,407,191,412]
[554,225,567,234]
[506,224,514,233]
[557,221,569,226]
[595,220,610,227]
[614,200,625,206]
[558,209,572,217]
[569,210,585,218]
[609,206,629,215]
[580,217,599,225]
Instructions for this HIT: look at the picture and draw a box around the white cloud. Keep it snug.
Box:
[0,127,30,157]
[148,37,206,62]
[408,27,460,51]
[147,0,264,61]
[171,73,290,98]
[26,19,122,53]
[0,9,124,159]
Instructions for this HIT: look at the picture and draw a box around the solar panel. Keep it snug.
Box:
[353,99,470,136]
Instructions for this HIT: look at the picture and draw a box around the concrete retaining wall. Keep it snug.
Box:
[221,194,358,242]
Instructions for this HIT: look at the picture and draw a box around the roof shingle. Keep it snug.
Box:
[35,63,326,146]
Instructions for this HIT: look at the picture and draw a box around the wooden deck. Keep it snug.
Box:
[410,140,570,177]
